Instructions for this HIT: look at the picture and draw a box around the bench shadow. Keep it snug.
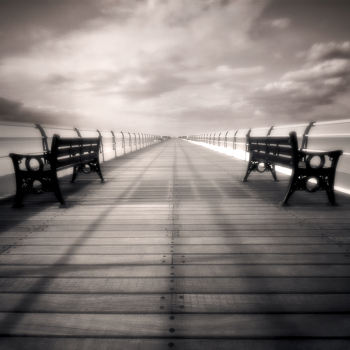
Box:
[175,141,350,346]
[0,141,170,336]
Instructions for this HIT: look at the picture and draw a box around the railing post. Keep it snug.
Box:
[245,129,252,152]
[138,133,141,148]
[133,133,137,149]
[111,131,117,157]
[267,126,274,136]
[233,130,238,150]
[301,122,315,150]
[96,129,104,162]
[121,131,125,154]
[73,128,82,137]
[128,132,132,152]
[34,124,49,155]
[224,131,228,148]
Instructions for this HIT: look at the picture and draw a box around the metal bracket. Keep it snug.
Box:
[233,130,238,149]
[266,126,274,136]
[74,128,82,137]
[301,122,315,150]
[34,124,50,154]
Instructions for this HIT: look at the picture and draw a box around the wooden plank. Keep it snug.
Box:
[0,231,171,238]
[0,294,171,313]
[4,244,349,255]
[1,277,350,294]
[0,237,174,245]
[0,255,171,265]
[172,293,350,313]
[1,219,173,226]
[1,264,349,278]
[175,230,350,237]
[5,225,173,231]
[173,254,350,264]
[1,293,349,314]
[1,338,348,350]
[0,237,339,245]
[0,313,349,337]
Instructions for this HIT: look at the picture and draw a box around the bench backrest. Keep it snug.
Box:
[247,131,299,169]
[50,134,101,170]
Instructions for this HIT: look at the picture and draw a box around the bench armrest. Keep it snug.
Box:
[299,149,343,157]
[298,149,343,170]
[9,152,51,172]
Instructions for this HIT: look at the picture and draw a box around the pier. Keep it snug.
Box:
[1,138,350,349]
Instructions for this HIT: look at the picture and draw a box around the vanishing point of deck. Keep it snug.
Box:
[0,138,350,349]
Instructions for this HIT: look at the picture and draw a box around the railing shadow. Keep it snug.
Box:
[0,141,170,335]
[175,140,350,345]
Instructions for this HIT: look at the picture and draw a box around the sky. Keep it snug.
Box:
[0,0,350,136]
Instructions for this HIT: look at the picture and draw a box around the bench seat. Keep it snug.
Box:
[242,132,343,206]
[9,134,105,208]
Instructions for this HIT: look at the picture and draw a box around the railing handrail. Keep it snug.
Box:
[0,122,160,163]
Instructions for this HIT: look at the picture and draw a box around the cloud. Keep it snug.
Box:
[115,72,189,100]
[0,96,85,126]
[45,74,74,86]
[0,0,284,134]
[0,0,138,58]
[305,41,350,61]
[249,42,350,116]
[266,18,291,29]
[282,59,350,82]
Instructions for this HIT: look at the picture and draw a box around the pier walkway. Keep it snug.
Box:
[1,138,350,349]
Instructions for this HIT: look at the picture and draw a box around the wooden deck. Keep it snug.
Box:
[1,138,350,349]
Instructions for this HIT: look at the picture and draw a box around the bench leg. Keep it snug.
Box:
[242,161,253,182]
[270,164,278,182]
[324,175,338,206]
[12,176,27,208]
[13,191,25,208]
[71,166,79,183]
[280,173,298,206]
[94,162,105,183]
[52,174,66,207]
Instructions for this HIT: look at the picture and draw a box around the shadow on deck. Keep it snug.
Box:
[0,139,350,350]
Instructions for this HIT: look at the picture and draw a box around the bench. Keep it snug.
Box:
[9,134,105,208]
[242,131,343,205]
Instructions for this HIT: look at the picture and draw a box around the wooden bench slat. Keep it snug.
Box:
[57,138,99,147]
[264,153,293,167]
[56,152,99,168]
[250,144,293,157]
[250,136,290,145]
[56,145,99,158]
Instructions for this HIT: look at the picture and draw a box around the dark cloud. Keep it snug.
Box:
[45,74,74,86]
[119,74,188,99]
[306,42,350,62]
[0,0,136,58]
[0,95,77,126]
[86,69,188,100]
[248,40,350,117]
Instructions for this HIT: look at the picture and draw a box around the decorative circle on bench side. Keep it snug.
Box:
[306,176,320,192]
[257,162,267,173]
[306,155,325,169]
[25,157,44,172]
[82,164,92,174]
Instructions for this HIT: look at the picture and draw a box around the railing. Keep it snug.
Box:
[185,118,350,195]
[0,122,162,178]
